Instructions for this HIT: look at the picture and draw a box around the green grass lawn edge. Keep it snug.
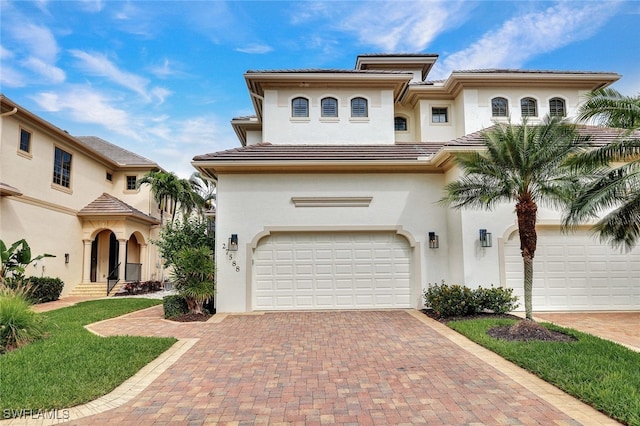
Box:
[447,318,640,426]
[0,298,177,415]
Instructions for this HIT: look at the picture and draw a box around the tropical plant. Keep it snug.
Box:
[170,246,215,315]
[190,171,217,213]
[1,239,55,281]
[153,217,215,268]
[440,116,589,320]
[564,88,640,250]
[0,282,46,353]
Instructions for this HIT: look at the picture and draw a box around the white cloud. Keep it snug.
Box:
[334,0,469,51]
[430,2,621,79]
[0,66,27,88]
[78,0,105,13]
[9,22,59,63]
[236,43,273,54]
[32,87,139,140]
[0,45,14,59]
[21,57,66,84]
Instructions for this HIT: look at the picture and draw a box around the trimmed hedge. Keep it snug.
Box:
[424,282,519,318]
[163,295,188,319]
[7,277,65,304]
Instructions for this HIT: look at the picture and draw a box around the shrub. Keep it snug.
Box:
[23,277,64,303]
[122,280,163,295]
[163,294,188,319]
[476,285,519,314]
[170,246,215,314]
[0,283,46,353]
[424,281,520,318]
[423,282,480,318]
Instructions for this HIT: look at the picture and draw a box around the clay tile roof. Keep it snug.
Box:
[0,182,22,196]
[78,193,160,224]
[444,125,640,147]
[193,142,445,162]
[76,136,157,167]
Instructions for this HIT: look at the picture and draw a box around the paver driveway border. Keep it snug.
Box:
[2,306,619,426]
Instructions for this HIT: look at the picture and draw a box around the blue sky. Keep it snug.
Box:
[2,1,639,177]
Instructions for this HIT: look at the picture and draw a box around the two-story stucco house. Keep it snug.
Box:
[1,95,167,297]
[192,54,640,313]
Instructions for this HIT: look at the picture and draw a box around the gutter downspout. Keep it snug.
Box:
[1,107,18,117]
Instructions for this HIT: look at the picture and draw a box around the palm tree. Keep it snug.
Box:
[138,170,181,222]
[440,116,589,320]
[189,171,216,214]
[564,88,640,250]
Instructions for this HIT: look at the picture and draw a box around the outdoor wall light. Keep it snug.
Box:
[64,253,70,264]
[479,229,492,248]
[228,234,239,251]
[428,232,439,249]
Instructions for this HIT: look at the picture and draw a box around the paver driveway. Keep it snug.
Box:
[51,308,616,425]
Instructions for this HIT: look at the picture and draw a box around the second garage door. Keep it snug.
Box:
[253,232,412,310]
[504,228,640,311]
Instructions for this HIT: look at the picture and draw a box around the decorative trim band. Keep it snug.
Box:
[291,196,373,207]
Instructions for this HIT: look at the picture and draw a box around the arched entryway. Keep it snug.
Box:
[90,229,120,283]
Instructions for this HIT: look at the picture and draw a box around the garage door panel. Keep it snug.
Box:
[505,229,640,310]
[254,232,411,310]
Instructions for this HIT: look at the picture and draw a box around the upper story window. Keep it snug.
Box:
[106,172,113,181]
[394,117,407,131]
[321,97,338,117]
[491,97,508,117]
[126,175,137,191]
[432,107,448,123]
[19,128,32,153]
[351,97,368,117]
[292,97,309,117]
[520,98,538,117]
[549,97,566,117]
[53,147,72,188]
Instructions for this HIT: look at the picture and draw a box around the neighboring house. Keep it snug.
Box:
[0,95,167,297]
[193,53,640,313]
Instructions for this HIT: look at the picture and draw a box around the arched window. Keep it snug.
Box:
[520,97,537,117]
[491,97,508,117]
[292,97,309,117]
[549,97,566,117]
[351,97,368,117]
[321,97,338,117]
[394,117,407,131]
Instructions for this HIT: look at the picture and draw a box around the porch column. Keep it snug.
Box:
[118,239,127,281]
[82,239,92,283]
[140,244,148,281]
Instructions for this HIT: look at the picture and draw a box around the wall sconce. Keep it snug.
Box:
[428,232,439,249]
[64,253,70,264]
[228,234,238,251]
[479,229,492,247]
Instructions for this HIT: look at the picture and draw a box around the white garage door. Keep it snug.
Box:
[253,232,412,310]
[505,229,640,311]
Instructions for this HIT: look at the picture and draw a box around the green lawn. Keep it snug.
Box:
[0,298,176,414]
[448,318,640,426]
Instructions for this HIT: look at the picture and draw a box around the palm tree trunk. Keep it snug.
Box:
[516,195,538,321]
[523,254,534,320]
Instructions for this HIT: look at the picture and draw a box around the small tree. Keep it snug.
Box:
[170,246,215,315]
[153,217,215,269]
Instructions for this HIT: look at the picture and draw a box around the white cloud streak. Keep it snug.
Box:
[236,44,273,54]
[430,2,621,79]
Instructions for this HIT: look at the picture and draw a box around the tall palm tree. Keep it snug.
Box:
[189,172,216,215]
[138,170,183,223]
[564,88,640,250]
[440,117,589,320]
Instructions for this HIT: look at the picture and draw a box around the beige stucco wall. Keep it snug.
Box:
[214,172,452,312]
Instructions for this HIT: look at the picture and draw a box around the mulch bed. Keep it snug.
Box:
[168,312,212,322]
[422,309,576,342]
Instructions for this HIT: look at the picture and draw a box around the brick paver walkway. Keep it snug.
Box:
[56,308,614,425]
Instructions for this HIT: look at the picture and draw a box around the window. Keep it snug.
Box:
[432,107,448,123]
[106,172,113,181]
[351,97,368,117]
[321,97,338,117]
[549,98,566,117]
[394,117,407,131]
[19,129,31,153]
[292,97,309,117]
[491,97,508,117]
[53,147,72,188]
[126,175,137,190]
[521,98,537,117]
